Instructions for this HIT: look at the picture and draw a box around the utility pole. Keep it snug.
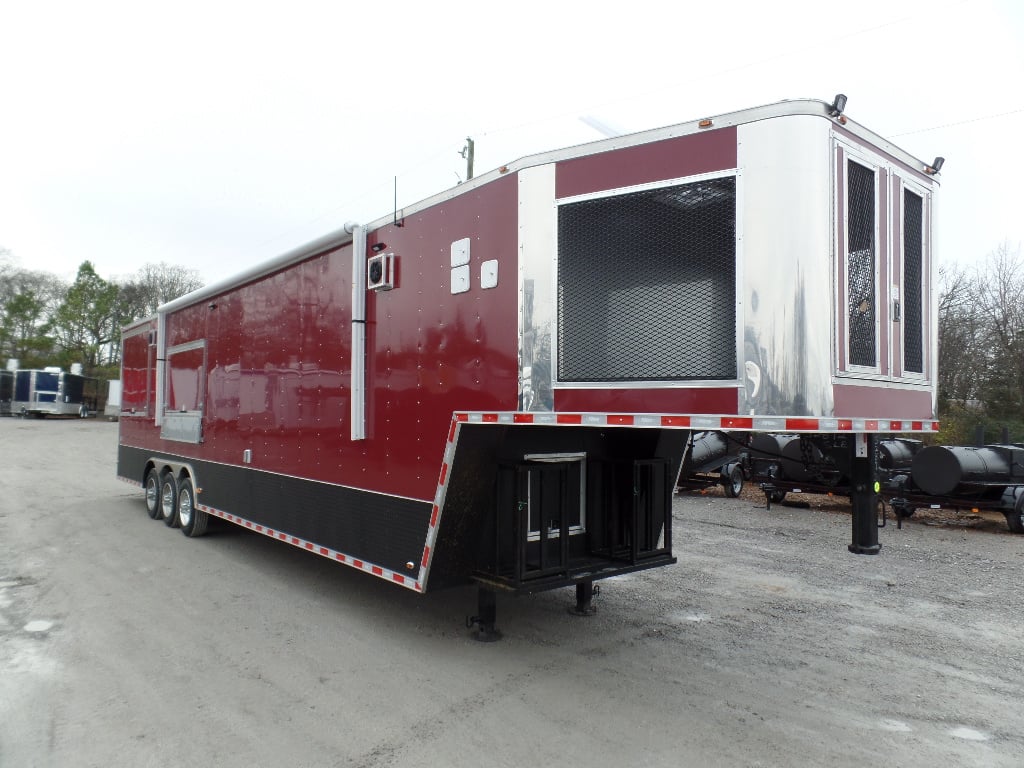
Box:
[461,137,475,181]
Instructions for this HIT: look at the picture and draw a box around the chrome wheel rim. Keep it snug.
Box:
[145,477,159,513]
[178,488,193,527]
[161,481,175,519]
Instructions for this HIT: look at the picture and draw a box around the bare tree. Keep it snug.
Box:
[936,262,984,405]
[973,242,1024,421]
[115,262,204,322]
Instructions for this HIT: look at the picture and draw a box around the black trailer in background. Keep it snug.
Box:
[12,368,103,418]
[0,370,13,416]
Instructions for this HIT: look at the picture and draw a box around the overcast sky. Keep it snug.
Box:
[1,0,1021,287]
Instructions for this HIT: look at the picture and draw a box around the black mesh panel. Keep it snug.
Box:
[847,162,876,367]
[903,189,924,373]
[557,177,736,382]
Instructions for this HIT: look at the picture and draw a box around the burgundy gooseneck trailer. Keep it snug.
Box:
[117,96,941,637]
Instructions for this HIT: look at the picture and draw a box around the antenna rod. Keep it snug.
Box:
[393,176,403,227]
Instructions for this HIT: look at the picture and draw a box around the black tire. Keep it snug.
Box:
[177,477,209,538]
[161,472,180,528]
[143,469,161,520]
[893,503,916,520]
[723,465,744,498]
[1006,496,1024,534]
[769,489,787,503]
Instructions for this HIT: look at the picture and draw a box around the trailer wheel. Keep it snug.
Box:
[723,465,744,498]
[1006,496,1024,534]
[769,489,787,503]
[892,503,916,520]
[161,472,180,528]
[144,469,161,520]
[177,477,209,538]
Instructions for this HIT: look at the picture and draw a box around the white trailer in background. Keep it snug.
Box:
[105,380,122,419]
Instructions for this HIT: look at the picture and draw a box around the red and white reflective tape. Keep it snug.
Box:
[124,410,939,594]
[193,500,422,592]
[417,415,464,589]
[414,410,938,588]
[451,412,940,433]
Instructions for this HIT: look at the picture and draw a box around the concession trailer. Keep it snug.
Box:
[14,366,101,418]
[117,96,941,637]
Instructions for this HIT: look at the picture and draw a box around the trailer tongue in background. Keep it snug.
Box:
[117,95,942,637]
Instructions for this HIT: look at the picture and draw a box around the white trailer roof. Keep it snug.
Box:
[159,97,937,315]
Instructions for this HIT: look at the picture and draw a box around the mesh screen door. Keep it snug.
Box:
[902,189,924,374]
[557,177,737,382]
[846,161,877,368]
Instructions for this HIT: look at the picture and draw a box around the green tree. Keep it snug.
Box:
[2,291,54,365]
[0,262,66,368]
[51,261,120,371]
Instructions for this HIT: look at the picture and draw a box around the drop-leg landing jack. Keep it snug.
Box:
[849,433,881,555]
[467,587,502,642]
[568,581,599,616]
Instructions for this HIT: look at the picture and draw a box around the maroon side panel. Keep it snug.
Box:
[362,176,520,497]
[556,127,737,199]
[833,383,933,420]
[833,123,931,184]
[120,174,519,503]
[120,324,153,414]
[555,386,738,415]
[118,318,158,455]
[166,302,208,348]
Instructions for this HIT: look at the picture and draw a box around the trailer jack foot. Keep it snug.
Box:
[568,582,599,616]
[467,588,502,642]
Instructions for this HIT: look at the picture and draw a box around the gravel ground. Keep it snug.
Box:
[2,418,1023,767]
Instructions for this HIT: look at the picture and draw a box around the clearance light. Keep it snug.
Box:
[698,119,713,129]
[925,156,945,175]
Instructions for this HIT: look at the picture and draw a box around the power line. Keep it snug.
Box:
[891,107,1024,137]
